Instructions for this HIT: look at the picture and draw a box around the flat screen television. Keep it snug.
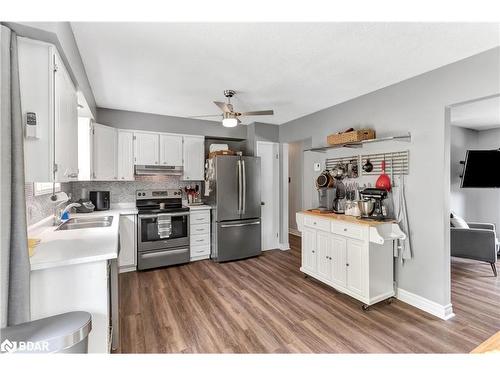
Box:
[461,149,500,188]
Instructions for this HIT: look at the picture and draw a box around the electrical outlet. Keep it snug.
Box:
[313,162,321,172]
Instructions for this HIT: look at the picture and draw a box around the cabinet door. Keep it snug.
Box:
[316,231,332,281]
[302,228,317,272]
[330,234,347,287]
[93,123,117,180]
[117,130,134,180]
[346,239,366,297]
[134,132,159,165]
[54,53,78,182]
[118,215,136,270]
[182,135,205,180]
[160,134,183,166]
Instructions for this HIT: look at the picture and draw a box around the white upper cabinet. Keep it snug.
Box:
[53,53,78,182]
[18,37,78,182]
[134,132,159,165]
[160,134,183,166]
[182,135,205,181]
[117,130,134,180]
[93,123,117,180]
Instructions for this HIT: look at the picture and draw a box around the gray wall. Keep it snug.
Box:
[450,126,500,232]
[246,122,280,155]
[288,140,304,230]
[280,47,500,307]
[5,22,97,117]
[97,108,247,139]
[450,126,478,219]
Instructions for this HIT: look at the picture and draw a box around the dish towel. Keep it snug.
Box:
[157,214,172,238]
[393,175,413,264]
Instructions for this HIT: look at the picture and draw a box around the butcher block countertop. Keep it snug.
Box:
[302,209,396,227]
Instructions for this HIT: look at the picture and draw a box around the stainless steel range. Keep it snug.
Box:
[136,189,190,270]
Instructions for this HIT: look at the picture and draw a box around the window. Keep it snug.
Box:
[34,182,61,196]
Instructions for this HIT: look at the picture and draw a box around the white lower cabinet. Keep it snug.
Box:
[118,215,136,272]
[298,213,395,307]
[189,208,211,261]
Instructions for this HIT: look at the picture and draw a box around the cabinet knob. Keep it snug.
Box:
[312,250,315,253]
[344,228,348,232]
[346,263,350,267]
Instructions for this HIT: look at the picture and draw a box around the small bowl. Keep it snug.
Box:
[358,200,375,216]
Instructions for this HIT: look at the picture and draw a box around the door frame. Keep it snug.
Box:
[256,141,281,250]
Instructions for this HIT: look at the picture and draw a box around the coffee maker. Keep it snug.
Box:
[332,180,346,214]
[358,188,388,220]
[317,187,336,212]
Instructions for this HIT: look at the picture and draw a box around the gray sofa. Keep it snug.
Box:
[451,222,498,276]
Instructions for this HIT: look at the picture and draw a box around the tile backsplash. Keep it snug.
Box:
[25,176,204,226]
[25,182,73,226]
[71,176,203,203]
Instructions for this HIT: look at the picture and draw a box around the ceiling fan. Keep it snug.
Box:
[190,89,274,127]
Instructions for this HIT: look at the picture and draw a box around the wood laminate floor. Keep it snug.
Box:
[117,235,500,353]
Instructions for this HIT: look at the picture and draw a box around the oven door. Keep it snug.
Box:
[138,213,190,251]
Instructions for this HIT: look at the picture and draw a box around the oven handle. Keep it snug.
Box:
[220,221,260,228]
[141,248,188,259]
[139,213,190,219]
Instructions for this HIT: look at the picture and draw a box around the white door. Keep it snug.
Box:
[117,130,134,180]
[256,141,280,250]
[54,53,78,182]
[316,231,332,281]
[160,134,183,166]
[302,228,317,272]
[93,123,117,180]
[182,135,204,180]
[331,234,347,287]
[134,132,159,165]
[346,239,366,297]
[118,215,136,270]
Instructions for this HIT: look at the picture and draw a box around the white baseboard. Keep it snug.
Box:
[279,243,290,251]
[289,228,301,237]
[397,288,455,320]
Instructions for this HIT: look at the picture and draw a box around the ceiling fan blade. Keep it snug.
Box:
[239,110,274,116]
[188,114,222,119]
[214,101,231,113]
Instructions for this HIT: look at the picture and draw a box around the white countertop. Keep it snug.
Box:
[188,204,212,210]
[29,207,137,271]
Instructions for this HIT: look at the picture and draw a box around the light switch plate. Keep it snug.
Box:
[313,162,321,172]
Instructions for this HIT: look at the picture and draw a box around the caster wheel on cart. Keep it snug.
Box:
[385,297,395,305]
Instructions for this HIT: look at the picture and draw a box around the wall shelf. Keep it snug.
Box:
[304,133,411,153]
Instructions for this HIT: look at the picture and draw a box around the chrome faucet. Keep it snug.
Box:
[54,202,81,226]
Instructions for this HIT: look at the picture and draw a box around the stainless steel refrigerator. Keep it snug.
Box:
[207,155,262,262]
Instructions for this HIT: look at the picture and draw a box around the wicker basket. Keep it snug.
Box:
[327,129,376,146]
[208,150,236,159]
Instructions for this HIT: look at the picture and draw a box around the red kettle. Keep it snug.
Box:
[375,160,391,191]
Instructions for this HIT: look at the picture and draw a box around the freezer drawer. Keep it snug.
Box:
[137,247,189,270]
[213,219,262,262]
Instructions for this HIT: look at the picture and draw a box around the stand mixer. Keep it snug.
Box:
[358,188,389,220]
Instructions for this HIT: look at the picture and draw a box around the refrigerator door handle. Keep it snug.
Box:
[220,221,261,228]
[242,159,246,214]
[237,159,242,214]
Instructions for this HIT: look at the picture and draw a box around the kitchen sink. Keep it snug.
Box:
[56,216,113,231]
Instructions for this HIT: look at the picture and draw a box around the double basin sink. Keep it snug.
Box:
[56,216,113,231]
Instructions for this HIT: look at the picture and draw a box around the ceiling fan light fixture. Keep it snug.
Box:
[222,112,238,127]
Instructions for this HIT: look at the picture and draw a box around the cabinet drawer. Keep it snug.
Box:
[331,222,365,240]
[304,215,330,232]
[190,223,210,235]
[191,244,210,257]
[191,233,210,246]
[190,211,210,224]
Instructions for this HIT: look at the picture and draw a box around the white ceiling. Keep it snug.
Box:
[451,96,500,130]
[71,23,500,125]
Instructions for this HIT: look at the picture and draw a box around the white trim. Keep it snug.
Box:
[289,228,301,237]
[279,242,290,251]
[118,266,136,274]
[397,288,455,320]
[34,182,61,196]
